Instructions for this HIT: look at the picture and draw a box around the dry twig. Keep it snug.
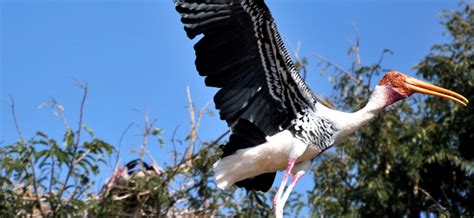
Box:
[58,82,88,213]
[183,85,211,163]
[9,96,47,217]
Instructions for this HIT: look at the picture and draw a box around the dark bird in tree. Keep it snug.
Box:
[174,0,469,216]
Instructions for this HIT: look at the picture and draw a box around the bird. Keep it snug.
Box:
[173,0,469,216]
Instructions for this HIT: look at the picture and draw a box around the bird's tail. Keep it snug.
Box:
[213,119,276,192]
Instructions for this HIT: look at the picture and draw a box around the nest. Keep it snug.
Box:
[99,159,165,217]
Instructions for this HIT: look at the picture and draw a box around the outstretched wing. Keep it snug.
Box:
[175,0,317,136]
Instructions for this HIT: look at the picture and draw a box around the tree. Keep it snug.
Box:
[309,3,473,216]
[0,84,305,217]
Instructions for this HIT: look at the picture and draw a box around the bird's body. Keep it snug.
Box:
[174,0,468,216]
[214,85,387,190]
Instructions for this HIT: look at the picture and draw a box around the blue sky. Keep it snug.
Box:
[1,0,458,211]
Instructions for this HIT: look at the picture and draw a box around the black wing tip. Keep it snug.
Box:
[235,172,276,192]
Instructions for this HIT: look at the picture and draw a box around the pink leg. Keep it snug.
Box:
[273,157,298,207]
[279,170,305,207]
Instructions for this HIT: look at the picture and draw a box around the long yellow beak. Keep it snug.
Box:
[405,77,468,106]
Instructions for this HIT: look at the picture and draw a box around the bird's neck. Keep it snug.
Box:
[316,85,388,143]
[350,85,387,126]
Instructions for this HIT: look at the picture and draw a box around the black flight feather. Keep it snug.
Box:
[175,0,319,192]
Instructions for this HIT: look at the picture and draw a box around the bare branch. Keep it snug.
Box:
[9,96,46,217]
[48,155,55,195]
[195,102,211,137]
[141,109,150,162]
[313,52,358,83]
[367,48,393,88]
[184,85,196,161]
[166,129,230,187]
[129,109,163,174]
[183,86,211,165]
[58,83,88,205]
[348,25,362,71]
[29,152,47,217]
[313,52,372,93]
[136,106,159,171]
[74,82,88,148]
[114,122,134,169]
[9,96,24,142]
[181,129,230,167]
[171,126,180,168]
[419,187,448,214]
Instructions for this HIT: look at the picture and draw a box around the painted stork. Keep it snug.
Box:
[174,0,469,216]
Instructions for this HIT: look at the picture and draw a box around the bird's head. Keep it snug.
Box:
[377,71,468,107]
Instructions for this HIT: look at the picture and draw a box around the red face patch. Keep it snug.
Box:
[379,71,413,96]
[379,71,415,106]
[384,85,413,106]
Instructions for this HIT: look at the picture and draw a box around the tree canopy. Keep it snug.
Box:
[310,3,473,216]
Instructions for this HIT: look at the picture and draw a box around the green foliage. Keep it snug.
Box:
[309,3,473,217]
[0,85,303,217]
[0,126,114,216]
